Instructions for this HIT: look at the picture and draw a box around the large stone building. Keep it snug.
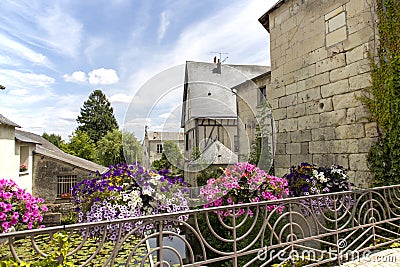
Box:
[181,61,269,184]
[259,0,377,187]
[0,114,107,202]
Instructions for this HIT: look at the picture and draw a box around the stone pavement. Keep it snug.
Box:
[339,248,400,266]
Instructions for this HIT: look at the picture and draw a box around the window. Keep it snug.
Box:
[57,175,77,198]
[19,146,29,172]
[325,6,347,47]
[185,133,189,150]
[259,86,266,105]
[156,144,163,153]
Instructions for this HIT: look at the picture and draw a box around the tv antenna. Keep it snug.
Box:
[211,52,229,63]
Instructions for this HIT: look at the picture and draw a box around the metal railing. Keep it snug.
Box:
[1,185,399,266]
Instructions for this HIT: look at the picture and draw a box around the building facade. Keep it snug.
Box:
[142,129,184,169]
[259,0,377,187]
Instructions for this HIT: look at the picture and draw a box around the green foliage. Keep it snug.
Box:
[122,131,143,164]
[360,0,400,186]
[60,130,96,161]
[96,129,124,166]
[151,141,183,177]
[0,232,74,267]
[41,133,63,148]
[76,89,118,144]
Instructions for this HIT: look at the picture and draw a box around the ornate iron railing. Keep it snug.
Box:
[0,185,399,266]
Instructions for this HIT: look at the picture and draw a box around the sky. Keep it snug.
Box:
[0,0,276,141]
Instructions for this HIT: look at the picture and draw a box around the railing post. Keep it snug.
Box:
[157,221,164,266]
[232,208,237,267]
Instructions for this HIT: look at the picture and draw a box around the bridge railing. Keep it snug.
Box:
[0,185,399,266]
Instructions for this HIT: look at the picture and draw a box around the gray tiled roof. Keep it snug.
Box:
[188,140,238,166]
[16,129,108,174]
[0,114,20,128]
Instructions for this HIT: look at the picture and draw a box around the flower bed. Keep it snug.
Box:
[0,179,47,233]
[199,162,289,217]
[284,163,353,215]
[71,163,190,242]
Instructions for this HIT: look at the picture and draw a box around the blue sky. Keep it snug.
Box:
[0,0,275,140]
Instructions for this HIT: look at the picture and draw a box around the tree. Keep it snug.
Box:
[122,131,143,164]
[96,130,143,166]
[151,140,183,177]
[77,89,118,144]
[42,133,63,148]
[60,130,96,161]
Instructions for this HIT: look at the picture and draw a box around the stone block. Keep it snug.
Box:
[271,87,286,100]
[346,106,369,124]
[291,129,312,142]
[304,48,329,65]
[298,114,320,130]
[354,171,373,188]
[343,27,375,51]
[316,53,346,74]
[319,109,347,127]
[326,26,347,47]
[275,9,290,26]
[330,61,362,82]
[298,87,321,103]
[365,122,379,138]
[309,140,332,154]
[287,103,306,118]
[346,0,366,17]
[335,124,365,139]
[286,143,301,154]
[312,127,336,141]
[305,73,330,89]
[332,92,361,110]
[321,79,349,98]
[306,98,333,114]
[291,154,312,166]
[284,57,304,75]
[346,43,369,64]
[285,82,298,95]
[272,108,287,120]
[301,142,309,154]
[279,118,298,132]
[349,153,368,171]
[313,154,336,166]
[274,154,291,168]
[358,137,378,153]
[279,94,298,108]
[349,73,371,90]
[276,143,286,154]
[296,64,316,81]
[276,132,290,144]
[335,154,349,169]
[331,139,358,153]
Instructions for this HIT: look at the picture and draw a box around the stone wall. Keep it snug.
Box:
[32,154,95,203]
[266,0,377,187]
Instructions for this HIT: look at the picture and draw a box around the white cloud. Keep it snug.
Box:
[0,34,49,66]
[0,70,55,88]
[8,89,29,96]
[63,71,87,83]
[88,68,119,85]
[158,11,171,42]
[108,93,133,104]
